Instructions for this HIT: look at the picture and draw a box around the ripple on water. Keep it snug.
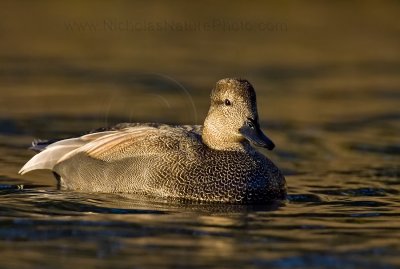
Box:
[315,187,399,197]
[346,143,400,156]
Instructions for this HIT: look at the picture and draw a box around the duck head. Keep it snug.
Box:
[202,78,275,151]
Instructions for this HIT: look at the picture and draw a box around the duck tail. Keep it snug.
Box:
[30,139,60,152]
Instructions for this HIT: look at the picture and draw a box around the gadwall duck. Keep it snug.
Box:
[20,78,286,203]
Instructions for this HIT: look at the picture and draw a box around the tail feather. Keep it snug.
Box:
[30,139,60,153]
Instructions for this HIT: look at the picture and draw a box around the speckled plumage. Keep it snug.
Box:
[20,78,286,204]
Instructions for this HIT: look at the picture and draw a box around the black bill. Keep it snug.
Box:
[239,118,275,150]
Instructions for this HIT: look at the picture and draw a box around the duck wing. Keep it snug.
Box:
[19,124,202,175]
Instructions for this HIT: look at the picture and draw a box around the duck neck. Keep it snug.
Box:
[202,121,247,151]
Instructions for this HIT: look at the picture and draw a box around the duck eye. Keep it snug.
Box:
[224,99,231,106]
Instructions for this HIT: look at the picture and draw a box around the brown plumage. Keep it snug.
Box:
[19,78,286,204]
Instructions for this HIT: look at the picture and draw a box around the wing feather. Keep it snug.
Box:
[19,126,176,174]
